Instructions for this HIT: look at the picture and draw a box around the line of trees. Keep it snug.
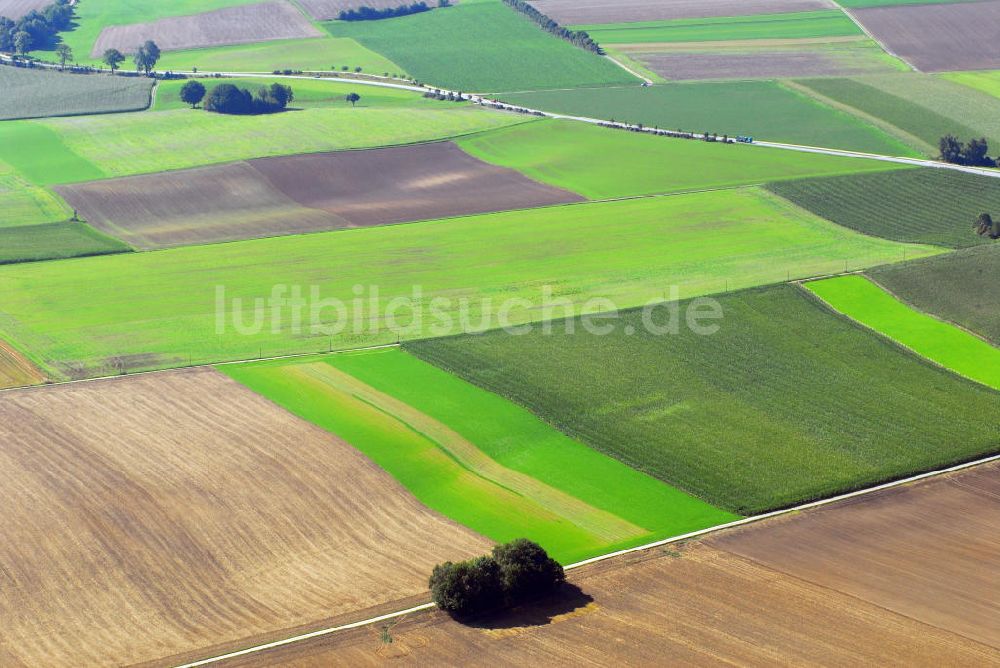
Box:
[429,539,565,619]
[338,1,449,22]
[501,0,603,55]
[0,0,73,55]
[939,134,996,167]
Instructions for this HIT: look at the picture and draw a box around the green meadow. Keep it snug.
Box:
[0,188,936,379]
[806,275,1000,391]
[407,285,1000,514]
[0,122,104,185]
[458,120,907,199]
[500,82,913,155]
[0,161,72,227]
[222,348,736,563]
[573,11,861,44]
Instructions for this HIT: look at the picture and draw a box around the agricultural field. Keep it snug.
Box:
[528,0,836,24]
[223,349,736,563]
[0,188,935,379]
[0,338,44,388]
[573,10,862,45]
[500,82,913,155]
[943,70,1000,100]
[298,0,459,21]
[0,159,72,227]
[229,463,1000,666]
[840,0,981,5]
[0,221,130,264]
[457,120,907,199]
[870,245,1000,346]
[323,0,635,92]
[0,122,105,185]
[405,284,998,514]
[853,0,1000,72]
[0,0,46,19]
[90,1,320,57]
[0,66,153,121]
[806,275,1000,390]
[55,142,582,249]
[766,167,1000,248]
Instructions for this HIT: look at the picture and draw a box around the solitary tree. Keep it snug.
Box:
[13,30,31,55]
[102,48,125,74]
[55,43,72,70]
[975,212,1000,239]
[346,91,361,107]
[354,66,362,73]
[133,40,160,75]
[179,80,206,108]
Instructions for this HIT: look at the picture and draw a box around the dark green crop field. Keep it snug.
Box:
[0,222,130,265]
[869,244,1000,345]
[766,167,1000,248]
[407,285,1000,515]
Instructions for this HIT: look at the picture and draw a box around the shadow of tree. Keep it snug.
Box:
[464,583,594,630]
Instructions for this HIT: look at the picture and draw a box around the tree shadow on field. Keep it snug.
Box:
[465,583,595,631]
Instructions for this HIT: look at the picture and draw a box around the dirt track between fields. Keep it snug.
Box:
[529,0,834,24]
[0,368,490,667]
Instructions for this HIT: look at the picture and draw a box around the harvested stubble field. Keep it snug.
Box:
[406,284,999,514]
[0,188,934,379]
[298,0,457,21]
[0,368,491,668]
[0,0,46,19]
[529,0,835,24]
[870,245,1000,346]
[224,349,735,564]
[0,338,43,388]
[217,463,1000,666]
[0,66,153,121]
[90,0,321,57]
[56,142,583,248]
[766,167,1000,248]
[854,0,1000,72]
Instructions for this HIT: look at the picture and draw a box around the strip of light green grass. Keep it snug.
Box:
[0,122,104,185]
[572,11,861,44]
[941,70,1000,101]
[0,160,72,228]
[805,274,1000,390]
[156,36,402,76]
[457,119,909,199]
[0,188,940,380]
[500,82,914,156]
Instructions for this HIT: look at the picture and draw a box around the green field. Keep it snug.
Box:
[870,245,1000,346]
[0,66,153,121]
[501,82,913,155]
[795,77,981,154]
[0,188,937,379]
[324,0,636,92]
[406,285,1000,514]
[458,120,907,199]
[222,348,736,563]
[767,168,1000,248]
[156,36,402,76]
[942,70,1000,101]
[572,11,861,44]
[1,105,524,184]
[806,275,1000,391]
[0,160,72,228]
[0,222,130,265]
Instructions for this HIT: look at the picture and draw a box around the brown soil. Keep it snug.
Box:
[214,462,1000,666]
[638,49,892,80]
[0,0,49,20]
[90,1,322,58]
[854,1,1000,72]
[0,337,44,388]
[528,0,834,25]
[297,0,459,21]
[0,368,491,667]
[57,142,583,249]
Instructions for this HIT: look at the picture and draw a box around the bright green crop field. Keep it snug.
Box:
[806,275,1000,391]
[156,36,402,75]
[324,0,636,92]
[1,105,525,183]
[0,188,936,379]
[0,161,72,228]
[942,70,1000,101]
[222,348,736,563]
[406,285,1000,514]
[0,222,130,265]
[869,245,1000,346]
[458,120,907,199]
[500,82,913,155]
[572,11,861,44]
[766,168,1000,248]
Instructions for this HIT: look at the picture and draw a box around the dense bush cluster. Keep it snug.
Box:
[975,212,1000,239]
[939,134,996,167]
[0,0,72,54]
[339,1,450,21]
[203,82,294,115]
[429,539,565,619]
[501,0,603,55]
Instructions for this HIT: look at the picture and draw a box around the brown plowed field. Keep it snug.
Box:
[215,462,1000,666]
[57,142,584,248]
[0,0,49,20]
[0,337,44,388]
[854,0,1000,72]
[529,0,834,25]
[90,1,322,58]
[297,0,459,21]
[0,368,491,667]
[638,48,893,80]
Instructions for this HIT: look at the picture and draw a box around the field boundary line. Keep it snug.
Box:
[830,1,917,71]
[174,451,1000,667]
[602,54,651,85]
